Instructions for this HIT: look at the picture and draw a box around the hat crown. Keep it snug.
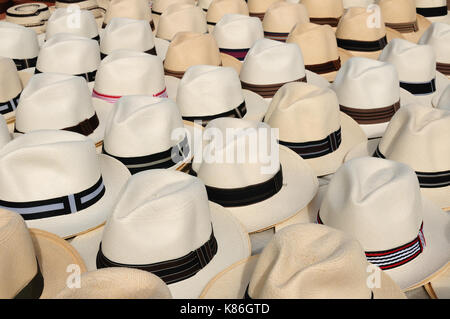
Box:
[262,2,309,33]
[0,210,38,299]
[177,65,244,116]
[265,82,341,142]
[213,14,264,49]
[104,0,152,24]
[101,170,213,264]
[415,0,446,8]
[101,18,155,54]
[247,0,279,14]
[152,0,195,13]
[301,0,344,18]
[240,39,306,85]
[379,0,417,22]
[0,57,22,102]
[320,157,423,251]
[418,22,450,64]
[104,96,185,157]
[94,50,165,96]
[206,0,249,24]
[249,224,372,298]
[379,104,450,172]
[46,8,99,40]
[15,74,95,133]
[0,21,40,59]
[436,85,450,110]
[379,39,436,83]
[332,57,400,109]
[336,7,386,41]
[37,33,100,75]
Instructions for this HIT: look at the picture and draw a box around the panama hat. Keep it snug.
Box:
[103,0,154,30]
[301,0,344,28]
[317,157,450,290]
[343,0,375,9]
[5,3,50,35]
[206,0,249,33]
[264,82,367,177]
[14,73,108,151]
[69,169,251,298]
[190,118,319,234]
[332,57,418,139]
[0,130,130,238]
[379,0,432,43]
[379,38,450,107]
[419,22,450,78]
[103,95,193,174]
[415,0,450,24]
[239,39,330,102]
[212,14,264,67]
[425,265,450,298]
[151,0,195,28]
[35,33,101,91]
[200,223,406,299]
[155,3,208,43]
[0,21,39,76]
[262,1,309,42]
[432,83,450,109]
[287,23,353,82]
[0,115,11,149]
[345,104,450,211]
[199,0,213,12]
[247,0,279,21]
[100,17,168,59]
[54,267,173,299]
[0,209,87,299]
[335,7,404,60]
[54,0,106,29]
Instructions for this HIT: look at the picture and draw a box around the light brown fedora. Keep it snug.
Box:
[247,0,279,21]
[206,0,249,33]
[301,0,344,29]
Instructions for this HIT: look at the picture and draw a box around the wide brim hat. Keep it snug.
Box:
[425,264,450,299]
[320,48,353,82]
[29,228,87,298]
[68,202,251,298]
[199,255,406,299]
[345,139,450,211]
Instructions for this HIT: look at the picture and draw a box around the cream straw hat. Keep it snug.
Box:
[54,0,106,29]
[5,3,50,35]
[419,22,450,78]
[102,0,154,30]
[432,83,450,109]
[151,0,195,28]
[0,116,10,149]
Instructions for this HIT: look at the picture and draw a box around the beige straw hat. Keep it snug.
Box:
[335,7,404,60]
[425,264,450,298]
[54,0,106,29]
[301,0,344,28]
[262,1,309,42]
[345,104,450,211]
[103,0,154,30]
[151,0,195,28]
[318,157,450,290]
[206,0,249,33]
[54,268,173,299]
[343,0,375,9]
[432,83,450,109]
[69,169,251,298]
[419,22,450,78]
[415,0,450,24]
[0,209,87,299]
[287,23,353,82]
[331,57,418,138]
[0,130,130,239]
[0,116,10,149]
[102,95,193,174]
[14,73,109,151]
[5,3,50,35]
[247,0,279,21]
[200,223,406,299]
[379,0,432,43]
[264,82,367,177]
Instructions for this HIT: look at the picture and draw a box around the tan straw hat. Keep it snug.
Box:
[206,0,249,33]
[247,0,279,21]
[200,223,406,299]
[415,0,450,24]
[425,264,450,298]
[151,0,195,28]
[343,0,375,9]
[419,22,450,78]
[103,0,154,30]
[0,209,87,299]
[5,3,50,35]
[301,0,344,28]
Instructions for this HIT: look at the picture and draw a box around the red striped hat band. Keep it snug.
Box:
[92,87,168,104]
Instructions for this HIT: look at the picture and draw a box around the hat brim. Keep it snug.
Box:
[68,201,251,298]
[220,53,242,75]
[25,154,131,239]
[398,14,432,43]
[199,255,406,299]
[425,264,450,299]
[320,48,353,83]
[30,228,87,299]
[424,12,450,24]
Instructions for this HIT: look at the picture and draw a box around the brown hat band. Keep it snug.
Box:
[309,16,341,27]
[249,12,265,21]
[339,100,400,125]
[437,62,450,76]
[385,20,419,33]
[241,76,307,98]
[305,57,341,75]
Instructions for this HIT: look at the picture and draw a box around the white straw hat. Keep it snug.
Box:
[200,223,406,299]
[69,169,251,298]
[0,209,87,299]
[433,83,450,109]
[151,0,195,28]
[54,0,106,29]
[264,82,367,177]
[5,3,50,35]
[247,0,279,21]
[54,267,173,299]
[103,0,154,30]
[318,157,450,290]
[301,0,344,28]
[0,130,130,238]
[0,115,11,149]
[102,95,193,174]
[206,0,249,33]
[418,22,450,78]
[331,57,418,138]
[343,0,375,9]
[379,38,450,106]
[425,265,450,298]
[415,0,450,24]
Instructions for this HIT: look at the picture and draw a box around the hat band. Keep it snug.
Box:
[182,101,247,127]
[336,36,387,52]
[305,57,341,75]
[164,67,186,79]
[309,16,341,27]
[219,48,250,61]
[6,4,49,18]
[264,31,289,42]
[13,57,37,71]
[416,6,448,17]
[102,135,190,174]
[34,68,97,83]
[241,76,307,98]
[279,127,342,160]
[373,146,450,188]
[339,100,400,125]
[0,176,105,220]
[249,12,265,21]
[189,165,283,207]
[399,78,436,96]
[14,260,44,299]
[96,227,218,285]
[385,20,419,33]
[92,87,168,104]
[0,92,20,115]
[436,62,450,76]
[100,47,157,60]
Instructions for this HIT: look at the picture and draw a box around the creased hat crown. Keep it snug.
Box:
[45,8,99,40]
[336,7,387,41]
[0,21,40,59]
[213,14,264,49]
[379,0,417,23]
[262,2,309,33]
[206,0,249,24]
[418,22,450,64]
[104,0,153,25]
[301,0,344,19]
[0,57,22,102]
